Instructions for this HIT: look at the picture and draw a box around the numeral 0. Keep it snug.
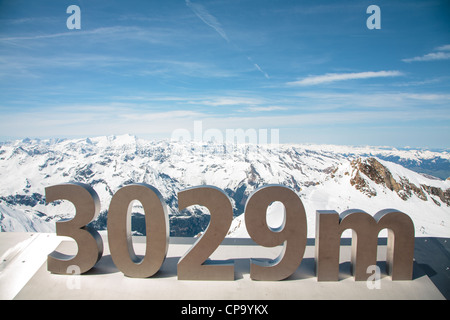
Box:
[46,183,307,280]
[107,184,169,278]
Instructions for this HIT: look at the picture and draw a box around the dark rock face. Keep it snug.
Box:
[350,157,449,206]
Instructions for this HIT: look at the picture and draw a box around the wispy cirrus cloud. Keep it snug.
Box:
[402,44,450,63]
[402,51,450,63]
[0,26,139,42]
[436,44,450,51]
[185,0,229,42]
[185,0,270,80]
[246,106,288,112]
[194,96,265,107]
[248,56,270,79]
[287,70,403,86]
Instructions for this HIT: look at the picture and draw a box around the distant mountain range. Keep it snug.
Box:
[0,135,449,238]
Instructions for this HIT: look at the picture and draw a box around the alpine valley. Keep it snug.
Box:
[0,134,449,238]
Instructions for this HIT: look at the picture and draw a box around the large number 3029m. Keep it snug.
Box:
[46,182,415,281]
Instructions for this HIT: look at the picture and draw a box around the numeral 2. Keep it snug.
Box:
[177,186,234,280]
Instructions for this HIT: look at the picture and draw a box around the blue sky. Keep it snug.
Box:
[0,0,449,148]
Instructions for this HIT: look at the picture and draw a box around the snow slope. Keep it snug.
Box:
[0,135,448,237]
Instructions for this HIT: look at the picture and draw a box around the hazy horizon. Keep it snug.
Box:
[1,0,449,148]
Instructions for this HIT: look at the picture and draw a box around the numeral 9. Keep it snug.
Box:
[245,185,307,280]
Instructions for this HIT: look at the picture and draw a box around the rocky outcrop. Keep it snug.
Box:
[351,157,448,206]
[349,164,377,197]
[420,185,450,206]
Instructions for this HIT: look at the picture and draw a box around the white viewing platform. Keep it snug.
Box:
[0,232,447,300]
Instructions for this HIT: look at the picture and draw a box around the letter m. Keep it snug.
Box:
[315,209,414,281]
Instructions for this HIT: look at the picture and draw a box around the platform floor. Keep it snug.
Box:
[0,232,446,300]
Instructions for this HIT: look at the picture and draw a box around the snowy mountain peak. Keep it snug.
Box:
[350,157,449,206]
[0,136,449,237]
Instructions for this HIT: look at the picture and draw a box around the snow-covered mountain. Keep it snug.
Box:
[0,134,449,238]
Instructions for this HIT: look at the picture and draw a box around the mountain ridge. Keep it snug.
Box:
[0,134,448,237]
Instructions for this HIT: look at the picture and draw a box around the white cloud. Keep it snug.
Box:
[122,110,204,121]
[253,63,270,79]
[195,97,265,107]
[184,1,270,80]
[185,0,229,42]
[0,106,206,139]
[403,51,450,63]
[246,56,270,79]
[2,94,449,142]
[185,0,270,80]
[0,26,144,42]
[435,44,450,51]
[293,91,450,108]
[287,71,403,86]
[246,106,288,112]
[402,45,450,63]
